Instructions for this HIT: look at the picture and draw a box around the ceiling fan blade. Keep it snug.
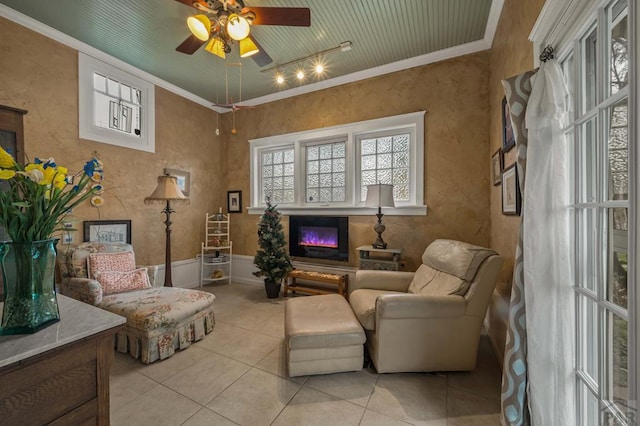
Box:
[176,34,206,54]
[243,7,311,27]
[174,0,212,9]
[248,35,273,67]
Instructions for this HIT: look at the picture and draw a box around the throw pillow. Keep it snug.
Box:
[95,268,151,295]
[87,251,136,279]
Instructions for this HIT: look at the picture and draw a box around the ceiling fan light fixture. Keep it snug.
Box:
[187,14,211,41]
[205,38,226,58]
[227,14,251,41]
[239,37,259,58]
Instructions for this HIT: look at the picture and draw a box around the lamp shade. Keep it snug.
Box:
[226,14,251,41]
[365,184,395,208]
[145,175,188,203]
[239,37,259,58]
[205,37,226,58]
[187,14,211,41]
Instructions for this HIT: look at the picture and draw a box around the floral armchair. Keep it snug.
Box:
[57,242,215,364]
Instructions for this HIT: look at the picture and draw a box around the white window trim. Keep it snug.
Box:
[79,53,155,153]
[248,111,426,216]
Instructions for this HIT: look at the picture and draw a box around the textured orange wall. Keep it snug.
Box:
[487,0,546,363]
[0,16,223,266]
[226,53,492,272]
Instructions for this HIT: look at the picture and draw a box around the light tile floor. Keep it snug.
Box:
[110,283,502,426]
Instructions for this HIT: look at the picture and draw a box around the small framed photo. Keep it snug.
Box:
[501,164,521,215]
[502,97,516,152]
[83,220,132,244]
[164,168,190,196]
[491,148,504,186]
[227,190,242,213]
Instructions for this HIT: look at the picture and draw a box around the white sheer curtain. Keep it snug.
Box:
[523,59,575,424]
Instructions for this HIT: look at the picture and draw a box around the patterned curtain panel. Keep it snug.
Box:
[500,70,536,426]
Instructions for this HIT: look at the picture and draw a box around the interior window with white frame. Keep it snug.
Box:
[78,53,155,153]
[248,111,426,215]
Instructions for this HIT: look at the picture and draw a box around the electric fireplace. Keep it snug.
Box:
[289,216,349,262]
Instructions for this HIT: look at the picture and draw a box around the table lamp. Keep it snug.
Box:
[365,183,395,249]
[144,174,189,287]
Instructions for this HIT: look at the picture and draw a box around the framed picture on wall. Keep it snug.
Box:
[83,220,132,244]
[228,190,242,213]
[501,164,521,215]
[502,97,516,152]
[491,148,504,186]
[164,168,190,196]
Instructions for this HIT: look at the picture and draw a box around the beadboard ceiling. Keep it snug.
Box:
[0,0,502,107]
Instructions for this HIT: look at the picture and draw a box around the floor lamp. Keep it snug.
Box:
[365,183,395,249]
[145,174,189,287]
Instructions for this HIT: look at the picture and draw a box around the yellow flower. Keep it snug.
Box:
[53,172,66,190]
[0,169,16,179]
[91,171,103,182]
[0,147,15,169]
[42,166,57,185]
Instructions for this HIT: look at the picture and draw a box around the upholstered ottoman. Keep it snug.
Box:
[285,294,365,377]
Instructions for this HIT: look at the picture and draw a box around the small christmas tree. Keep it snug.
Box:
[253,198,293,285]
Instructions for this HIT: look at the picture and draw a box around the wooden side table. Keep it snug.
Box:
[356,245,403,270]
[285,270,349,299]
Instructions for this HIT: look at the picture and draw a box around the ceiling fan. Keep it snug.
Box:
[174,0,311,67]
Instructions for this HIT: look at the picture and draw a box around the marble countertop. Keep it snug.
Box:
[0,294,126,368]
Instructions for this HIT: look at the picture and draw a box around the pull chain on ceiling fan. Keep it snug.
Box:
[174,0,311,67]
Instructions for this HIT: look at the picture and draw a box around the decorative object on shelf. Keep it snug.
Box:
[0,147,102,334]
[164,168,190,196]
[502,163,521,215]
[502,97,516,152]
[228,190,242,213]
[491,148,504,186]
[144,174,189,287]
[83,219,132,244]
[253,198,293,298]
[365,183,395,249]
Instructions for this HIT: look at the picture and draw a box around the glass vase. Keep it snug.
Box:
[0,239,60,335]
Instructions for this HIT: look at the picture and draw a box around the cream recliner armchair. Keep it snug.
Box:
[349,239,503,373]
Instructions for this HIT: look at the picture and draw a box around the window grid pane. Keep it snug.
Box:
[360,134,410,202]
[607,98,628,201]
[92,72,142,138]
[262,148,294,204]
[607,2,628,96]
[305,141,346,203]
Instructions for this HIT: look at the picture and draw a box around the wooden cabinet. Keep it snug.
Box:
[0,295,125,425]
[200,211,232,285]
